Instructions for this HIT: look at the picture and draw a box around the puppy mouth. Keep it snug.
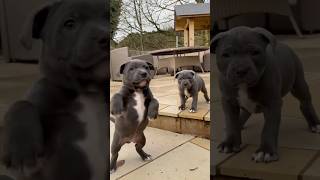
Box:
[134,79,150,88]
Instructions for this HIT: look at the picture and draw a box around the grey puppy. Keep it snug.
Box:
[175,70,210,113]
[1,1,108,180]
[212,26,320,163]
[110,59,159,172]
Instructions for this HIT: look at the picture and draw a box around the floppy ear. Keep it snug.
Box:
[146,62,154,70]
[210,32,227,54]
[252,27,277,52]
[20,1,61,50]
[174,72,181,79]
[119,62,128,74]
[190,71,196,79]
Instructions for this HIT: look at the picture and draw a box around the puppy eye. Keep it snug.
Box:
[129,67,134,71]
[64,19,76,29]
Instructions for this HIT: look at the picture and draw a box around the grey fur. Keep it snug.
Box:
[1,1,108,179]
[110,59,159,172]
[212,26,320,163]
[175,70,210,112]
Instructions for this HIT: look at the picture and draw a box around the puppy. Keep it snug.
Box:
[110,59,159,172]
[175,70,210,112]
[1,1,108,180]
[212,26,320,162]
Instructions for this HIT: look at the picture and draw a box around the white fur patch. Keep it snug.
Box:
[133,92,146,123]
[238,84,257,113]
[184,88,191,97]
[76,95,106,180]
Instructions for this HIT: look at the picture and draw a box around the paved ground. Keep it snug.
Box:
[212,34,320,179]
[110,123,210,180]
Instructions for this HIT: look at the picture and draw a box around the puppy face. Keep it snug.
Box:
[175,70,195,90]
[120,59,154,89]
[21,0,108,86]
[212,27,276,87]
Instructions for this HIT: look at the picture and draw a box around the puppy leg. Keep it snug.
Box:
[135,133,152,161]
[218,98,241,153]
[291,75,320,133]
[178,93,187,110]
[110,133,123,173]
[2,101,44,176]
[252,101,281,163]
[201,84,210,103]
[190,93,198,113]
[147,98,159,120]
[239,109,251,129]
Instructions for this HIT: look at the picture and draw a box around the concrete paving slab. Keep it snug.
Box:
[219,145,317,180]
[205,112,210,121]
[302,152,320,180]
[179,107,209,120]
[119,142,210,180]
[159,105,181,117]
[191,138,210,150]
[110,123,194,180]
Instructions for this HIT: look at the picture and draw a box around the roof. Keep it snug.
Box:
[174,3,210,17]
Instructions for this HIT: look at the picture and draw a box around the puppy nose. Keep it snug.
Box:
[236,67,249,77]
[183,82,188,86]
[141,72,147,78]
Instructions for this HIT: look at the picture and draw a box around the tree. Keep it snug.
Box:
[111,0,121,39]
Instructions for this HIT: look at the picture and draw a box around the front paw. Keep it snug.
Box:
[178,105,186,110]
[217,141,240,153]
[2,140,43,172]
[252,148,279,163]
[111,104,123,115]
[189,107,197,113]
[147,110,158,120]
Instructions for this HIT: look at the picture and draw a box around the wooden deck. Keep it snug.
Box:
[110,73,210,138]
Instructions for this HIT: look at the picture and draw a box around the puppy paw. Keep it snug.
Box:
[178,105,186,110]
[2,140,43,173]
[147,111,158,120]
[217,141,240,153]
[310,124,320,133]
[206,100,210,104]
[142,154,152,161]
[110,105,124,115]
[252,148,279,163]
[189,108,197,113]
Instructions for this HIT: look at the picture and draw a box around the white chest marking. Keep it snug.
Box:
[133,92,146,123]
[184,88,191,97]
[76,95,106,180]
[238,84,257,113]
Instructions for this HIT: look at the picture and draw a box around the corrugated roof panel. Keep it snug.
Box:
[175,3,210,16]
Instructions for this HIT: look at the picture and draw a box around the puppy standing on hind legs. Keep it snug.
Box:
[110,59,159,173]
[175,70,210,113]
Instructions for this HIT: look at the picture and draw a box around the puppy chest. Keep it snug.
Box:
[133,92,146,123]
[184,88,191,97]
[237,86,259,113]
[75,95,106,178]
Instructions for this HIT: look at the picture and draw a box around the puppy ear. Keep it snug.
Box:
[190,71,196,79]
[174,72,181,79]
[120,62,127,74]
[20,1,61,50]
[210,32,226,54]
[252,27,277,52]
[146,62,154,70]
